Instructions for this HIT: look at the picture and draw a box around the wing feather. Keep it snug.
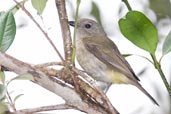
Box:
[83,37,140,81]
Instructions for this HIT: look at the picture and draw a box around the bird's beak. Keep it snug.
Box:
[68,21,75,27]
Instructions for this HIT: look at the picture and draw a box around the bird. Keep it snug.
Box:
[68,18,158,105]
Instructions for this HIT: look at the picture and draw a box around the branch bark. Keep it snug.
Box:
[55,0,72,64]
[0,51,119,114]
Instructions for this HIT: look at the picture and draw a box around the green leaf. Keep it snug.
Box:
[0,11,16,52]
[0,102,8,114]
[0,12,5,17]
[90,1,102,25]
[122,54,132,57]
[14,94,24,103]
[0,84,6,101]
[7,73,34,85]
[31,0,47,15]
[13,73,34,80]
[119,11,158,54]
[162,30,171,55]
[149,0,171,20]
[0,71,5,84]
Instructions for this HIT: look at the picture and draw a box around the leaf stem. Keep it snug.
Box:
[151,54,171,98]
[71,0,81,64]
[122,0,132,11]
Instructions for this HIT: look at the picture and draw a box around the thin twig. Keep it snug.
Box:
[6,90,16,111]
[34,61,64,68]
[12,104,72,114]
[13,0,64,62]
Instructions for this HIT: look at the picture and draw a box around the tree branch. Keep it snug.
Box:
[55,0,73,64]
[0,51,119,114]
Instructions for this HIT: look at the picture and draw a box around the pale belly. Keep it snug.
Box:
[76,40,129,84]
[76,46,110,82]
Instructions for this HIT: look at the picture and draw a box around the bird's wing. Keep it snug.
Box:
[83,37,140,81]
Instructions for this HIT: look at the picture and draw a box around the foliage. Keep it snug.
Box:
[119,11,158,55]
[31,0,47,15]
[0,12,16,52]
[90,1,101,25]
[118,1,171,98]
[0,10,16,113]
[0,72,33,113]
[0,1,44,113]
[162,31,171,56]
[0,11,33,112]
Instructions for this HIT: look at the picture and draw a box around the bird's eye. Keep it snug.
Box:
[85,24,91,29]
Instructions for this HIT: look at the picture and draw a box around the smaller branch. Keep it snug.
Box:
[55,0,73,64]
[34,61,64,68]
[10,104,72,114]
[13,0,64,62]
[6,90,16,112]
[72,67,119,114]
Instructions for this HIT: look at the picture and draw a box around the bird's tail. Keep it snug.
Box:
[131,81,159,106]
